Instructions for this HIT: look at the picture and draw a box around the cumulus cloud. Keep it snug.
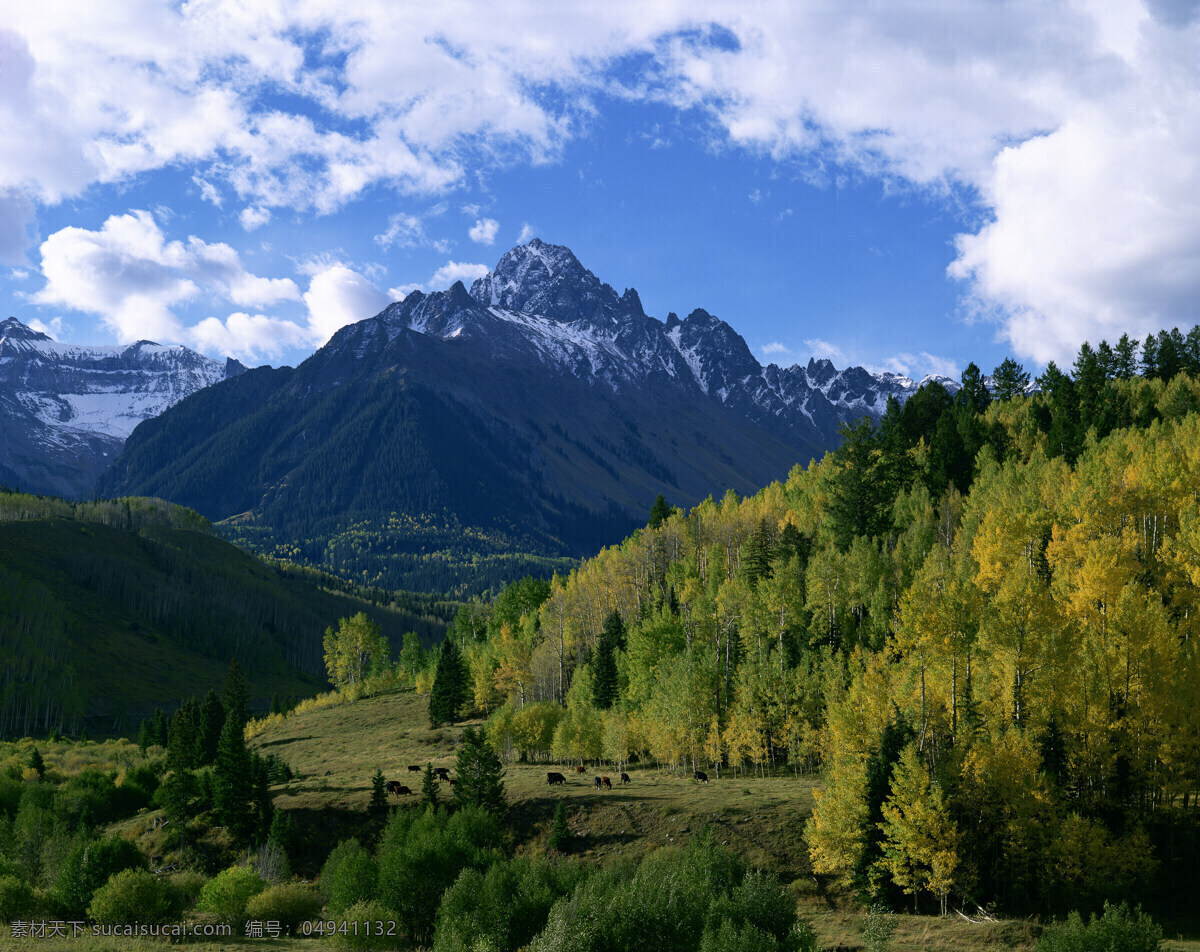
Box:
[877,352,960,381]
[33,210,302,353]
[189,312,310,363]
[429,261,489,288]
[302,264,391,343]
[0,3,1196,362]
[804,338,846,363]
[27,316,63,339]
[516,223,537,244]
[759,342,792,360]
[468,218,499,245]
[374,211,451,252]
[239,206,271,231]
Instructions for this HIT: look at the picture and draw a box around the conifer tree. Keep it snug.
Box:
[369,769,389,821]
[591,637,618,711]
[547,800,571,852]
[151,708,168,748]
[223,660,249,730]
[648,493,673,529]
[213,710,252,843]
[420,763,439,811]
[1114,334,1138,378]
[197,690,225,766]
[137,720,151,756]
[251,753,273,842]
[167,700,198,773]
[991,357,1030,401]
[454,726,506,816]
[428,637,467,727]
[28,746,44,779]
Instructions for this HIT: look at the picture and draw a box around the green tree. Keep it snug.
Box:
[1036,902,1162,952]
[648,493,674,529]
[223,659,249,730]
[1113,334,1139,378]
[167,699,198,772]
[591,614,621,712]
[547,801,571,852]
[421,763,439,811]
[429,637,468,727]
[454,726,507,816]
[197,689,225,766]
[323,612,391,690]
[28,747,44,779]
[150,707,168,747]
[137,720,151,756]
[369,769,389,821]
[213,711,252,843]
[992,357,1030,401]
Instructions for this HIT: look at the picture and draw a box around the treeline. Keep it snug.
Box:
[442,334,1200,917]
[0,493,450,738]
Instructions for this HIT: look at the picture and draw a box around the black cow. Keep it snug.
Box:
[593,776,603,790]
[386,781,411,796]
[620,772,631,784]
[407,765,421,773]
[547,771,567,785]
[693,770,709,783]
[434,767,450,779]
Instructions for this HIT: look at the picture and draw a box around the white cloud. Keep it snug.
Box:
[302,264,391,343]
[760,341,791,357]
[877,352,960,381]
[189,312,310,364]
[33,210,300,344]
[239,206,271,231]
[0,189,36,265]
[429,261,489,289]
[192,175,222,208]
[468,218,499,245]
[516,223,536,244]
[803,338,846,363]
[27,316,62,339]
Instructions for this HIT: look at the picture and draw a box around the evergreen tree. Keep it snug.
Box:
[420,763,439,811]
[957,361,991,414]
[368,769,389,821]
[827,418,894,547]
[648,493,673,529]
[160,769,199,847]
[197,690,226,767]
[267,809,295,855]
[1113,334,1139,378]
[591,637,619,710]
[250,753,273,843]
[428,637,467,727]
[151,708,168,748]
[213,711,252,844]
[992,357,1031,401]
[167,700,198,773]
[270,693,282,716]
[1141,333,1160,379]
[547,800,572,852]
[744,518,777,583]
[855,710,914,906]
[222,659,249,730]
[137,720,151,756]
[28,746,44,779]
[454,726,507,816]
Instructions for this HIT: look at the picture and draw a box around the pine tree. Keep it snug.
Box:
[855,709,913,905]
[547,800,571,852]
[591,637,618,710]
[428,638,467,727]
[992,357,1030,401]
[213,710,252,843]
[454,726,506,816]
[197,690,226,767]
[369,769,389,820]
[251,753,273,843]
[420,763,439,811]
[167,700,198,773]
[268,809,295,855]
[1141,333,1160,379]
[744,518,777,582]
[1114,334,1139,378]
[151,707,168,748]
[137,720,151,756]
[223,659,249,730]
[957,361,991,414]
[648,493,673,529]
[28,746,44,779]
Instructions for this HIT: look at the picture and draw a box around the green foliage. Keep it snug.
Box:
[648,493,673,529]
[212,711,253,843]
[454,726,506,816]
[861,903,896,952]
[368,769,389,820]
[332,900,401,951]
[429,637,468,726]
[1036,902,1162,952]
[196,865,266,925]
[53,834,148,917]
[28,747,44,779]
[243,882,323,932]
[321,839,378,914]
[197,689,226,766]
[433,856,589,952]
[324,612,391,690]
[376,805,504,945]
[421,763,439,811]
[87,868,182,925]
[0,874,35,920]
[547,801,571,852]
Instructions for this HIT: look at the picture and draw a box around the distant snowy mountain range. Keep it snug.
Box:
[0,317,244,497]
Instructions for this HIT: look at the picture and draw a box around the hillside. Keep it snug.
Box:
[97,241,952,597]
[0,492,453,738]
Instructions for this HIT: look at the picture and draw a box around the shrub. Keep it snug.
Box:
[862,904,896,952]
[88,869,182,924]
[197,866,266,925]
[0,874,35,920]
[244,883,323,932]
[1037,902,1162,952]
[53,835,148,917]
[169,870,207,910]
[333,900,401,951]
[320,839,377,913]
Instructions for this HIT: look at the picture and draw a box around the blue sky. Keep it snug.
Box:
[2,2,1198,378]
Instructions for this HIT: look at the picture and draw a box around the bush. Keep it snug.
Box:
[197,866,266,925]
[1037,902,1162,952]
[333,900,401,951]
[0,874,35,920]
[320,839,377,913]
[88,869,182,925]
[169,870,207,910]
[53,835,148,917]
[244,883,323,932]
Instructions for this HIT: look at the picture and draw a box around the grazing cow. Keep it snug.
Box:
[447,778,457,786]
[547,771,567,785]
[594,776,603,790]
[620,772,631,785]
[575,765,586,774]
[434,766,450,778]
[386,781,411,796]
[601,776,612,789]
[407,765,421,773]
[693,770,709,783]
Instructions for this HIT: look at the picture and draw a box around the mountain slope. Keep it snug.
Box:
[99,240,953,595]
[0,317,245,498]
[0,491,451,738]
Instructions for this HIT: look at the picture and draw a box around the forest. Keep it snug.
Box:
[437,326,1200,917]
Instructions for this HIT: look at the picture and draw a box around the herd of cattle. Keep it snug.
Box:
[384,764,714,797]
[384,765,454,797]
